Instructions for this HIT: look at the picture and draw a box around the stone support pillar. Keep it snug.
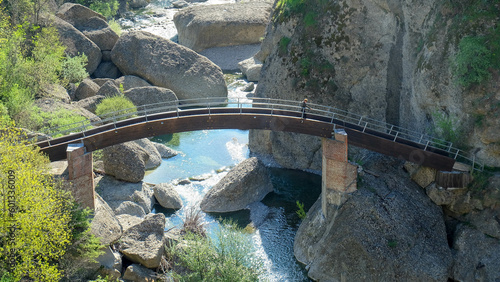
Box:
[322,129,357,218]
[67,143,95,210]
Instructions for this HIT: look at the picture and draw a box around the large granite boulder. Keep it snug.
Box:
[294,157,452,281]
[95,175,155,215]
[79,17,119,51]
[57,4,119,50]
[114,75,152,91]
[238,57,262,82]
[94,61,121,79]
[51,16,102,74]
[96,80,121,97]
[76,95,105,113]
[102,139,163,182]
[173,2,272,52]
[123,86,178,111]
[102,141,149,182]
[200,157,273,213]
[134,138,162,170]
[40,84,71,103]
[90,194,123,245]
[120,213,166,269]
[75,78,100,100]
[153,183,182,210]
[111,31,227,100]
[451,224,500,281]
[56,3,106,28]
[116,214,143,233]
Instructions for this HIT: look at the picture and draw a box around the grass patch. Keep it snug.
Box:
[108,19,122,36]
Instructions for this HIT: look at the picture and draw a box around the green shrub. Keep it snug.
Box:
[304,11,316,27]
[169,220,262,281]
[89,0,119,19]
[454,36,493,87]
[279,36,291,55]
[35,108,89,135]
[61,54,88,84]
[431,111,461,146]
[95,95,137,120]
[296,200,306,219]
[108,19,122,36]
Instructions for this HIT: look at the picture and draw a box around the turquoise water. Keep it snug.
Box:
[144,129,320,281]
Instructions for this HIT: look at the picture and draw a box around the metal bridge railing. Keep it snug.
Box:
[32,97,484,172]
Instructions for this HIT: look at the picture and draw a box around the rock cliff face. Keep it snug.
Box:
[294,155,454,280]
[251,0,500,168]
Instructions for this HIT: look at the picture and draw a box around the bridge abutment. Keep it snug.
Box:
[322,130,357,218]
[67,143,95,210]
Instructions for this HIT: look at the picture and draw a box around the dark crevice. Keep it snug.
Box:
[386,18,405,126]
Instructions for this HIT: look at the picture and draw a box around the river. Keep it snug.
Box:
[120,1,320,280]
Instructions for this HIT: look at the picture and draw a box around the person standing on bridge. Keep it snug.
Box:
[301,98,311,121]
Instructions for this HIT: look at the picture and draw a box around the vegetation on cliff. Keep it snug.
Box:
[450,0,500,88]
[0,1,88,130]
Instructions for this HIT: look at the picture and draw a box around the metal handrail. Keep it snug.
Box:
[32,97,484,172]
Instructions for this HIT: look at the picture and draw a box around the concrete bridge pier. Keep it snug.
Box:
[67,143,95,210]
[322,130,357,218]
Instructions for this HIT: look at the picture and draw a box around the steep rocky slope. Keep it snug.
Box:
[251,0,500,168]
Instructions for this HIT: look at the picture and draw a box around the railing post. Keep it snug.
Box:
[176,101,180,118]
[424,140,429,151]
[358,116,363,125]
[454,149,460,159]
[447,142,453,152]
[419,134,424,144]
[388,125,394,135]
[81,120,86,137]
[363,121,368,133]
[144,105,148,121]
[330,112,335,124]
[393,131,399,142]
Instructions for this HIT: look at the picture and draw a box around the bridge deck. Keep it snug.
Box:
[36,106,457,171]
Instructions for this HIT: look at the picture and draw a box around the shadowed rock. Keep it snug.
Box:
[200,157,273,212]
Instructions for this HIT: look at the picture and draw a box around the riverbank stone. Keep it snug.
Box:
[123,86,178,112]
[154,183,183,210]
[120,213,166,269]
[90,194,123,245]
[111,31,227,100]
[200,157,273,212]
[95,175,155,215]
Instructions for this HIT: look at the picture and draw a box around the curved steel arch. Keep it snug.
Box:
[36,105,457,171]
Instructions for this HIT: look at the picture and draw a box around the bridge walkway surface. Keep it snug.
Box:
[33,97,483,172]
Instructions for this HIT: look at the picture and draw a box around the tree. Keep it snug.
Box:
[0,122,71,281]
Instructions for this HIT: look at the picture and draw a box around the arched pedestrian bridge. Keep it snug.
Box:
[35,97,482,172]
